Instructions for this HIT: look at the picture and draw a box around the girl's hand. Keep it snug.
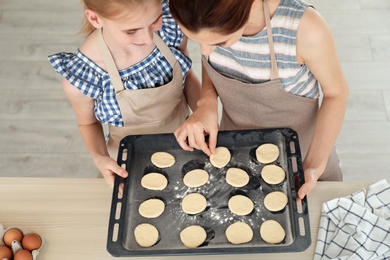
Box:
[95,155,128,189]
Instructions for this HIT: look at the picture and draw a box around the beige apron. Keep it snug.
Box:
[202,2,341,181]
[97,29,189,159]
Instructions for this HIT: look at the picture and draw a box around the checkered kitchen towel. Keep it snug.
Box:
[314,179,390,260]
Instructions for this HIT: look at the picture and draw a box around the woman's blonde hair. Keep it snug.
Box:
[79,0,153,37]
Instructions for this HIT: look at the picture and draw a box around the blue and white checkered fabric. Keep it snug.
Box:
[48,0,191,127]
[314,179,390,260]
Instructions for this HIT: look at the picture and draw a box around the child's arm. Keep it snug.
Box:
[62,78,128,188]
[296,7,349,199]
[183,69,201,112]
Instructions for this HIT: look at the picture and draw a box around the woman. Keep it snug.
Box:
[170,0,349,199]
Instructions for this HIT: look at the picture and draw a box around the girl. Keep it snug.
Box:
[169,0,349,199]
[48,0,200,188]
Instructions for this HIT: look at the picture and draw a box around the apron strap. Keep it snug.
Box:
[152,32,177,67]
[263,1,279,80]
[97,29,177,93]
[96,28,125,93]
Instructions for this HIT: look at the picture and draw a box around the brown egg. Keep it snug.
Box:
[0,245,13,259]
[22,232,42,251]
[14,249,33,260]
[3,228,23,247]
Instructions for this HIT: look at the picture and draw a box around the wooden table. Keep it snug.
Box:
[0,178,386,260]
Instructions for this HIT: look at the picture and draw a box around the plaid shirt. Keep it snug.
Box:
[48,0,191,127]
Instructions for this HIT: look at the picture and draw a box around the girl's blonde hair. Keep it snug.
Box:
[79,0,153,37]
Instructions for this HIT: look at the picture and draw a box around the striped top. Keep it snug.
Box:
[48,0,191,127]
[209,0,319,99]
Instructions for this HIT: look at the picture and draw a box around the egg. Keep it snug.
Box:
[14,249,33,260]
[0,245,13,259]
[3,228,23,247]
[22,232,42,251]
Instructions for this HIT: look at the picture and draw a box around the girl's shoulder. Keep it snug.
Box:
[48,45,107,99]
[79,31,105,69]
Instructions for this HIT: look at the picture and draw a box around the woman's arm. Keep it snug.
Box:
[174,60,220,156]
[62,78,128,188]
[296,7,349,199]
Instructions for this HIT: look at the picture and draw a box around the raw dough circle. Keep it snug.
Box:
[138,199,165,218]
[260,220,285,244]
[151,151,175,168]
[210,147,231,168]
[261,165,285,185]
[141,173,168,190]
[264,191,288,212]
[180,225,207,248]
[134,223,159,247]
[225,221,253,244]
[256,143,279,164]
[226,168,249,188]
[182,193,207,214]
[228,195,254,216]
[183,169,209,188]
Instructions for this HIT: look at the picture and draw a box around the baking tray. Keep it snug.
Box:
[107,128,311,257]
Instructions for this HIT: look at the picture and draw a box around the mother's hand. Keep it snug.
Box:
[298,167,319,200]
[174,105,219,156]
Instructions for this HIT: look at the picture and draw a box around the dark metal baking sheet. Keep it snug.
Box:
[107,128,311,257]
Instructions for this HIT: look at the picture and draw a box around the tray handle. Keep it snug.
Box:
[107,141,131,256]
[285,130,311,251]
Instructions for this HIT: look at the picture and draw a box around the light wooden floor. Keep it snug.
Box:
[1,0,389,181]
